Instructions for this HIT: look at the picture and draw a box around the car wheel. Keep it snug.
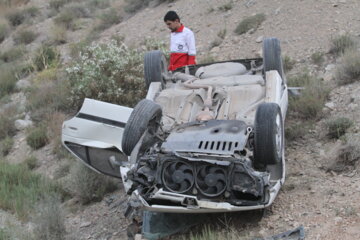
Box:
[144,50,168,88]
[253,103,283,170]
[122,99,162,156]
[263,38,284,81]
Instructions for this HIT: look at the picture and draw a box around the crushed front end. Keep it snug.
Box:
[124,120,279,212]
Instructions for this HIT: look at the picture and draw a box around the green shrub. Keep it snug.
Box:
[95,8,121,31]
[0,66,17,99]
[69,163,118,204]
[5,9,25,26]
[66,40,147,108]
[283,55,295,72]
[24,155,38,169]
[0,161,61,220]
[311,51,324,65]
[234,13,265,35]
[26,126,49,149]
[218,2,232,11]
[330,34,357,56]
[0,23,9,43]
[336,50,360,85]
[0,46,26,62]
[326,117,353,139]
[0,136,14,156]
[288,73,330,119]
[0,107,17,140]
[13,29,37,44]
[0,228,10,240]
[32,45,59,71]
[33,194,66,240]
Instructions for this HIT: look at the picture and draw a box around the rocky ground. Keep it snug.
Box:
[1,0,360,239]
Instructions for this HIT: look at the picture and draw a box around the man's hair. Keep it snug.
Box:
[164,11,180,22]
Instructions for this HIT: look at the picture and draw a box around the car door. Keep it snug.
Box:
[62,98,132,178]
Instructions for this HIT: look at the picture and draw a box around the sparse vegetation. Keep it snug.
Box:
[24,155,38,169]
[326,117,353,139]
[218,2,233,12]
[0,23,9,43]
[217,29,226,39]
[288,72,330,119]
[97,8,121,30]
[234,13,265,35]
[50,25,67,45]
[0,106,17,140]
[26,125,49,149]
[283,55,295,72]
[285,122,308,142]
[66,40,147,108]
[33,194,66,240]
[49,0,69,12]
[0,45,26,62]
[0,66,17,99]
[0,161,61,220]
[335,50,360,85]
[209,38,222,50]
[124,0,174,13]
[69,163,118,204]
[87,0,110,9]
[13,29,37,44]
[329,34,357,56]
[32,45,59,71]
[0,136,14,156]
[5,9,25,26]
[311,51,325,65]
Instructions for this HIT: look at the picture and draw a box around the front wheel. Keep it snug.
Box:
[253,103,283,170]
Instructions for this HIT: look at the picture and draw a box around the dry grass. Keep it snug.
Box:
[0,45,26,62]
[24,155,38,169]
[68,162,118,204]
[0,22,9,43]
[33,194,66,240]
[46,111,68,157]
[26,125,49,149]
[336,50,360,85]
[13,29,37,44]
[326,117,353,139]
[50,25,67,45]
[311,51,325,65]
[0,66,17,99]
[330,34,357,56]
[217,29,226,39]
[234,13,265,35]
[288,72,330,119]
[0,105,17,140]
[32,45,59,71]
[0,136,13,156]
[93,8,121,31]
[283,55,295,72]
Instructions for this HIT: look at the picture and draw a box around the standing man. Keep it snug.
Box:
[164,11,196,71]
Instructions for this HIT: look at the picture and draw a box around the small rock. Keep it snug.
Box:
[255,36,263,43]
[325,102,335,109]
[14,119,33,130]
[248,28,256,34]
[16,79,31,90]
[325,64,336,71]
[134,234,143,240]
[210,46,220,53]
[80,221,92,228]
[334,216,343,223]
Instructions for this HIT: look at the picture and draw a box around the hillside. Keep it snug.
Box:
[0,0,360,239]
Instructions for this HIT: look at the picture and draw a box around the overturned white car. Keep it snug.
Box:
[62,38,288,213]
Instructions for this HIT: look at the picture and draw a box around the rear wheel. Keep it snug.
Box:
[263,38,284,82]
[121,99,162,156]
[253,103,283,170]
[144,50,167,88]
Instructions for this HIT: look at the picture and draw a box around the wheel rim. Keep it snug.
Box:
[275,114,282,158]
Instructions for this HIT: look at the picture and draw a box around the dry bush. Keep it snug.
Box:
[5,9,25,26]
[26,125,49,149]
[124,0,174,13]
[234,13,265,35]
[24,155,38,169]
[283,55,295,72]
[13,29,37,44]
[326,117,353,139]
[49,0,69,12]
[0,45,26,62]
[32,45,59,71]
[0,23,9,43]
[54,3,91,30]
[311,51,325,65]
[0,105,17,140]
[87,0,110,10]
[0,136,14,156]
[69,162,118,204]
[0,0,30,7]
[217,29,226,39]
[288,72,330,119]
[46,111,67,157]
[336,50,360,85]
[93,8,121,31]
[285,121,308,142]
[329,34,357,56]
[33,194,66,240]
[218,2,232,11]
[0,65,17,99]
[50,25,67,45]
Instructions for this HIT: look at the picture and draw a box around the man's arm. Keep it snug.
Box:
[186,30,196,65]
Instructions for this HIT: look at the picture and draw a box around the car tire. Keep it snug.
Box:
[253,103,283,170]
[263,38,284,81]
[122,99,162,156]
[144,50,167,88]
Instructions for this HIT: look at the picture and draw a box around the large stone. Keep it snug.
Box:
[14,119,33,131]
